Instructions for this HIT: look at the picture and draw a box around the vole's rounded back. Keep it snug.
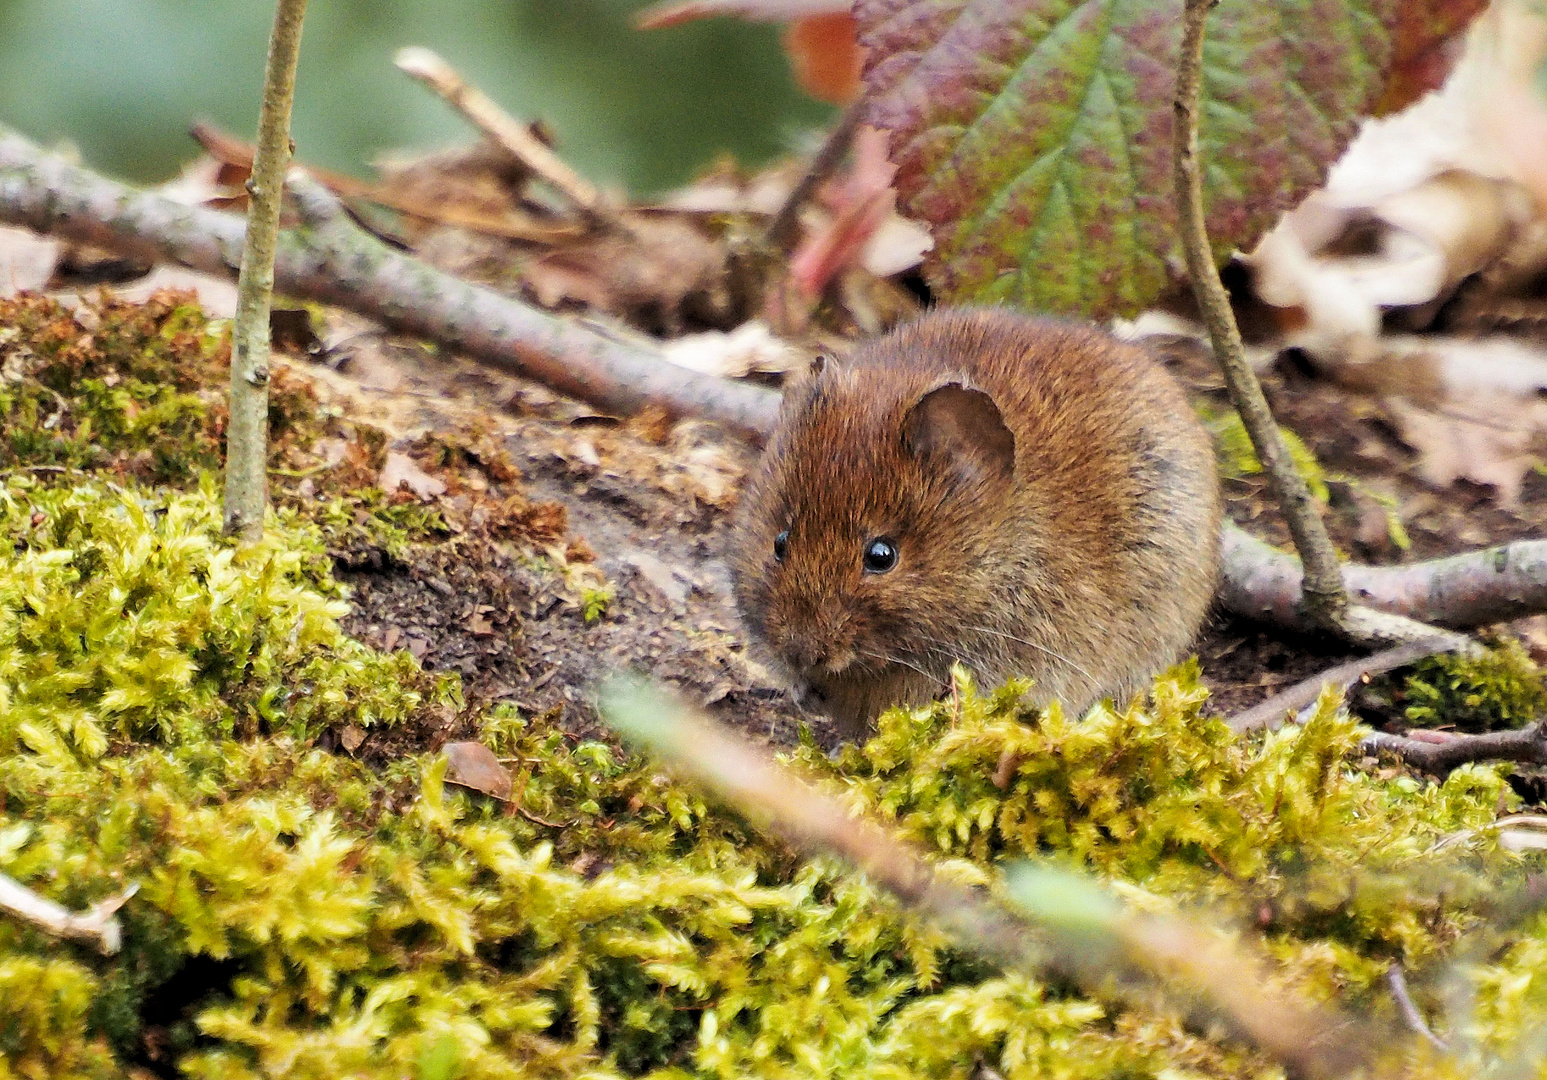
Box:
[728,307,1221,742]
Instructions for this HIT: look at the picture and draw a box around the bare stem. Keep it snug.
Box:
[224,0,308,541]
[763,98,865,252]
[395,47,615,229]
[1172,0,1347,629]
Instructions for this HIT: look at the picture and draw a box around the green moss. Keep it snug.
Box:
[1204,406,1329,502]
[1397,642,1547,733]
[0,474,457,760]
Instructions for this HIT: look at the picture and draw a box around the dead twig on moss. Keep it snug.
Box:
[0,129,780,439]
[394,47,618,230]
[1386,963,1449,1052]
[598,676,1378,1080]
[224,0,308,541]
[0,873,136,955]
[1228,641,1458,733]
[1363,721,1547,776]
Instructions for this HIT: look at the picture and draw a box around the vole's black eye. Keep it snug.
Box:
[862,537,898,574]
[773,529,789,562]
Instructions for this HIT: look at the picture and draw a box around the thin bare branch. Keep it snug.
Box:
[1228,641,1461,733]
[1172,0,1349,630]
[225,0,307,541]
[0,873,137,955]
[1362,721,1547,776]
[598,676,1378,1080]
[763,98,865,252]
[0,129,780,439]
[394,47,617,229]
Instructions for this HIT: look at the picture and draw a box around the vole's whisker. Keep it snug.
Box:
[957,626,1103,698]
[856,648,947,687]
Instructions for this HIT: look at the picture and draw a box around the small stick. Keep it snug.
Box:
[191,123,579,243]
[763,97,865,252]
[1228,640,1457,732]
[1172,0,1348,631]
[1362,721,1547,776]
[1386,963,1449,1052]
[0,873,137,955]
[224,0,308,541]
[395,47,615,229]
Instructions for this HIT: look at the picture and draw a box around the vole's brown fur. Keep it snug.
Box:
[728,307,1221,743]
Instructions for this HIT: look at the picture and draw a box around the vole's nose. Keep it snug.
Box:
[783,638,829,672]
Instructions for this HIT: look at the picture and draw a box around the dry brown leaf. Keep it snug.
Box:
[380,452,447,500]
[442,741,512,801]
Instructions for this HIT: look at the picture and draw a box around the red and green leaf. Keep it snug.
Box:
[856,0,1486,318]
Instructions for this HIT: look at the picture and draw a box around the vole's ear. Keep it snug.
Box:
[902,382,1015,484]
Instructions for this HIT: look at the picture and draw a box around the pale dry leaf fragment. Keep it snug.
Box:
[1384,391,1547,508]
[380,451,447,500]
[339,724,366,753]
[442,741,513,801]
[660,320,806,377]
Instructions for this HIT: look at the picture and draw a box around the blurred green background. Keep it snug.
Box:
[0,0,835,194]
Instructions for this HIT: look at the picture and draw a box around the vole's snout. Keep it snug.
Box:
[771,608,857,676]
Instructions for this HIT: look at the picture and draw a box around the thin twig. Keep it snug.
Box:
[224,0,307,541]
[191,123,580,243]
[1386,963,1449,1052]
[763,97,865,252]
[394,47,616,230]
[1228,641,1458,733]
[1362,721,1547,775]
[0,129,780,439]
[0,873,137,955]
[598,676,1376,1080]
[1172,0,1348,630]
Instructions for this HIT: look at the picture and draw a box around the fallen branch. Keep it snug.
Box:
[598,676,1378,1080]
[1220,522,1547,632]
[0,873,136,955]
[1362,721,1547,776]
[395,47,618,230]
[1227,641,1459,732]
[0,129,780,439]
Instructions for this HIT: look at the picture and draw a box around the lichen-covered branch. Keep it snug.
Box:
[225,0,308,540]
[0,129,780,440]
[1220,522,1547,631]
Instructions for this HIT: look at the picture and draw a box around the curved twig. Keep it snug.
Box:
[0,128,781,441]
[1172,0,1349,631]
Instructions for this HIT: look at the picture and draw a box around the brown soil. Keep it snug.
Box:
[298,316,1547,752]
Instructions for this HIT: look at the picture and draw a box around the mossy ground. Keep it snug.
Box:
[2,292,1547,1079]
